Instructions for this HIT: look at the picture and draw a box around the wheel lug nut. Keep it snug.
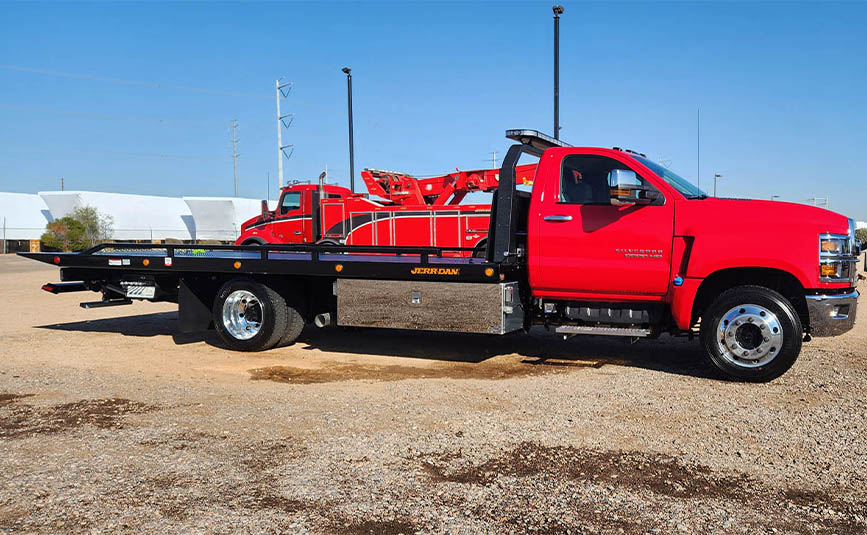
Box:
[764,337,769,342]
[747,318,753,323]
[760,325,765,330]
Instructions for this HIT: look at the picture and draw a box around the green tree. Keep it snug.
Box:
[41,205,114,251]
[856,227,867,247]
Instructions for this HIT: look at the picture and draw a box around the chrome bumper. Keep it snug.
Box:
[806,290,859,337]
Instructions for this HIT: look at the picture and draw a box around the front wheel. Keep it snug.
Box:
[700,285,802,382]
[213,279,288,351]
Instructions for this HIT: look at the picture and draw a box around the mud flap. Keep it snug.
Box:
[178,277,216,333]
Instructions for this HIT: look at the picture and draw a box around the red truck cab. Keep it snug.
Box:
[238,184,352,245]
[511,131,858,380]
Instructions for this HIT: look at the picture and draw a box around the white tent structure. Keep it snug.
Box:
[39,191,195,241]
[0,192,53,240]
[183,197,273,242]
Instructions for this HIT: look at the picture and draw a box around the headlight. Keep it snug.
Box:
[820,237,845,253]
[818,219,858,283]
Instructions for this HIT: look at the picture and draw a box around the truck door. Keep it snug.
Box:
[269,190,306,243]
[533,153,674,298]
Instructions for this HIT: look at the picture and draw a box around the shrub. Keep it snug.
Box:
[41,206,114,251]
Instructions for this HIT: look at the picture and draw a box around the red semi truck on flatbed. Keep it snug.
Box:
[22,130,861,382]
[235,164,537,256]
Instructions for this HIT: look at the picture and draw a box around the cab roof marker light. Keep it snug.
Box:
[505,129,571,149]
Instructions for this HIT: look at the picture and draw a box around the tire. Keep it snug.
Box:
[276,287,308,347]
[241,238,266,246]
[471,240,487,259]
[213,279,288,351]
[700,285,802,382]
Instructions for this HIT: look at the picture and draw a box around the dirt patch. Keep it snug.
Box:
[248,358,583,384]
[328,518,418,535]
[420,442,750,500]
[0,396,155,439]
[0,393,34,407]
[419,442,867,534]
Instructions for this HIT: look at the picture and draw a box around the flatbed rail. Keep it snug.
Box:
[19,242,521,283]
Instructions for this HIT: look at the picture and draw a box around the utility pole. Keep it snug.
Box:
[342,67,355,192]
[2,217,6,255]
[490,151,498,169]
[267,171,270,201]
[696,108,701,192]
[713,173,723,197]
[553,5,564,139]
[231,120,239,197]
[275,79,294,190]
[60,177,64,191]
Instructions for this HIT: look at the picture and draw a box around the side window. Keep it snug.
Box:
[559,155,650,205]
[279,192,301,215]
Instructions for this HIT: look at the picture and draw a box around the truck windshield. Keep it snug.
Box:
[634,156,707,199]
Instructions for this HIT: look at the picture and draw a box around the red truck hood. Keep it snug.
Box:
[675,197,850,236]
[241,214,264,230]
[674,197,852,288]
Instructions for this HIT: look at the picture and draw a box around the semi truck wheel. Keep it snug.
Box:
[213,279,288,351]
[277,289,307,347]
[700,285,802,382]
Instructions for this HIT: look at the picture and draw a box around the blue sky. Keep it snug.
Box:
[1,1,865,221]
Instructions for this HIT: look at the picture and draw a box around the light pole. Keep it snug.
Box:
[553,5,564,139]
[342,67,355,193]
[713,173,723,197]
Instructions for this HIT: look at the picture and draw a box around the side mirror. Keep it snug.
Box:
[609,169,659,205]
[261,200,273,221]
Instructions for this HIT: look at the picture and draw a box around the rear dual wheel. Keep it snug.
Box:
[213,279,306,351]
[700,285,802,382]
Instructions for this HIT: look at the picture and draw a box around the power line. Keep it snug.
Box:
[0,103,229,127]
[0,64,269,98]
[0,146,230,161]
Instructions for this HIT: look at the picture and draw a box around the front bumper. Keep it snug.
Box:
[806,290,859,337]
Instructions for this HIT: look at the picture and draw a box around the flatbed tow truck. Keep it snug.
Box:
[21,130,860,382]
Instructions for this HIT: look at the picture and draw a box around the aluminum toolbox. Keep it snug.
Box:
[336,279,524,334]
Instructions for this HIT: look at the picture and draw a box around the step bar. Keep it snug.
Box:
[554,325,651,337]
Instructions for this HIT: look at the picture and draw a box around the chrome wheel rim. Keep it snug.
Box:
[716,304,783,368]
[221,290,263,340]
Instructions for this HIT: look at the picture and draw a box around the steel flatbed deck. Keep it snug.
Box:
[19,242,522,284]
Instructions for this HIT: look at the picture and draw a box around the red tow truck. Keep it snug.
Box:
[236,163,537,256]
[23,130,861,381]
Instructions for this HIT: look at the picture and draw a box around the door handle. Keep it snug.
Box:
[543,215,573,222]
[294,231,302,235]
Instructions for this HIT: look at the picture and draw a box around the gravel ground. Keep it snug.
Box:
[0,254,865,535]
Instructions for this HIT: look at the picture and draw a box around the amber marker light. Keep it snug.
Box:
[142,259,150,266]
[484,267,494,277]
[820,264,837,277]
[233,261,242,269]
[335,264,344,273]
